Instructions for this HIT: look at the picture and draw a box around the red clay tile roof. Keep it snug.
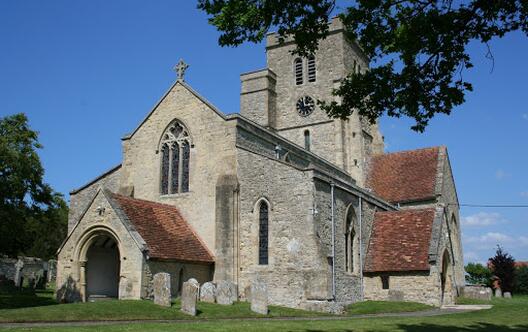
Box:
[109,193,214,264]
[364,209,436,273]
[366,147,440,204]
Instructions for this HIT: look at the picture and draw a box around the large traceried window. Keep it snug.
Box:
[345,205,358,273]
[258,201,269,265]
[160,120,192,195]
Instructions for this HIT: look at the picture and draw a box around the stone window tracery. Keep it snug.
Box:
[159,120,192,195]
[307,55,316,82]
[294,58,303,85]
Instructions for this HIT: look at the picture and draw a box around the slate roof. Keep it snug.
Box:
[366,147,440,204]
[364,209,436,273]
[109,193,214,264]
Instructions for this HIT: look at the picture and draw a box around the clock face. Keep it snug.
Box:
[296,96,315,117]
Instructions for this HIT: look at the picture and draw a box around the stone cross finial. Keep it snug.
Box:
[174,59,189,81]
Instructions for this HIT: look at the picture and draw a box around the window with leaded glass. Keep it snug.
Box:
[159,120,192,194]
[258,201,269,265]
[345,206,357,273]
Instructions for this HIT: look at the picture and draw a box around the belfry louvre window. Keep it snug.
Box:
[258,201,269,265]
[160,120,191,195]
[294,58,303,85]
[307,56,316,82]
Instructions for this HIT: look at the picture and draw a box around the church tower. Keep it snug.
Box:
[240,17,384,185]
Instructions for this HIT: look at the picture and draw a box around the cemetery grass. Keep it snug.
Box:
[0,296,527,331]
[0,287,433,323]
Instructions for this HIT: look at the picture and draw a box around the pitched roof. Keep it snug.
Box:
[366,147,440,204]
[109,193,214,264]
[364,209,436,273]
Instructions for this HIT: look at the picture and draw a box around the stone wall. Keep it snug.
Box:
[68,165,121,232]
[120,82,238,252]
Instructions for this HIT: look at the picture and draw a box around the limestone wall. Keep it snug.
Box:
[236,148,326,308]
[68,166,121,232]
[120,82,238,252]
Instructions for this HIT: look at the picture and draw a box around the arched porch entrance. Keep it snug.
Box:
[77,228,122,301]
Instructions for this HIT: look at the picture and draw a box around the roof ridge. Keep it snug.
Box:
[377,146,444,158]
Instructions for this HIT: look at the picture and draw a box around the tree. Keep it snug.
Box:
[0,113,68,258]
[198,0,528,132]
[489,245,516,293]
[465,262,492,286]
[514,266,528,294]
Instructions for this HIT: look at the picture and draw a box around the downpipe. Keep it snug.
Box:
[331,182,336,301]
[359,196,364,301]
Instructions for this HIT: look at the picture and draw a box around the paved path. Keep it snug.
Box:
[0,306,492,328]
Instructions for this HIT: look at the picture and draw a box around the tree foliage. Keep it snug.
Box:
[0,113,68,259]
[489,245,516,293]
[514,266,528,294]
[465,262,492,286]
[198,0,528,131]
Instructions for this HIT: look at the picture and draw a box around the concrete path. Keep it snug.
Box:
[0,305,492,328]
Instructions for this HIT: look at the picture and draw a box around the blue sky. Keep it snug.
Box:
[1,1,527,264]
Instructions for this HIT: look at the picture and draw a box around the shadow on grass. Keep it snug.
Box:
[0,287,58,310]
[394,323,528,332]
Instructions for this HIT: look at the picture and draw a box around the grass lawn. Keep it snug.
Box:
[2,286,526,332]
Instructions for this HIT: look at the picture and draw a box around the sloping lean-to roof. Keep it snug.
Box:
[364,208,436,273]
[366,147,441,204]
[109,192,214,264]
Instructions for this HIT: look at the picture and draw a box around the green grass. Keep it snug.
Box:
[346,300,433,315]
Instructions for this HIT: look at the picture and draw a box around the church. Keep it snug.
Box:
[56,18,464,311]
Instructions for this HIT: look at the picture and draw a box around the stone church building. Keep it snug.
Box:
[56,18,464,310]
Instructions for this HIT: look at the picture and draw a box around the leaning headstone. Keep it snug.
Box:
[504,292,512,299]
[14,259,24,288]
[153,272,171,307]
[181,280,199,316]
[250,280,268,315]
[216,280,237,305]
[495,288,502,297]
[200,282,216,303]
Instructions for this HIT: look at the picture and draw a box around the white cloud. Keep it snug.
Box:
[464,232,514,250]
[462,212,505,227]
[495,169,510,180]
[464,251,481,263]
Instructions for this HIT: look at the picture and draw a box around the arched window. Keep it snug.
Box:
[345,205,357,273]
[304,130,311,151]
[258,201,269,265]
[307,55,316,82]
[294,58,303,85]
[159,120,192,194]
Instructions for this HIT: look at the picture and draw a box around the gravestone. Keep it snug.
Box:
[216,280,237,305]
[181,280,199,316]
[388,290,404,301]
[495,288,502,297]
[14,259,24,287]
[504,292,512,299]
[462,286,492,301]
[250,280,268,315]
[153,272,171,307]
[200,282,216,303]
